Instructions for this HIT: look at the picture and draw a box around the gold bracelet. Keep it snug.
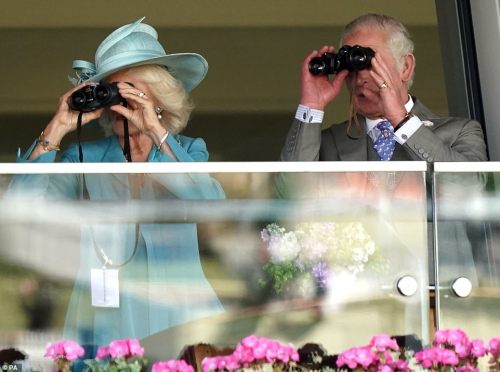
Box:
[157,131,169,152]
[38,131,61,152]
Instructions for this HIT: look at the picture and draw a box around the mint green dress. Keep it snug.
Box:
[9,134,224,352]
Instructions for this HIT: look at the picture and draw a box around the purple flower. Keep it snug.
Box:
[311,261,329,288]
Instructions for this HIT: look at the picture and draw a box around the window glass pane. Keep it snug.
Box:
[0,165,428,368]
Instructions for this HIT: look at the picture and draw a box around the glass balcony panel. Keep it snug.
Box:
[0,163,429,368]
[434,163,500,343]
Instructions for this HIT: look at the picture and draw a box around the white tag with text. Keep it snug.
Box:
[91,268,120,308]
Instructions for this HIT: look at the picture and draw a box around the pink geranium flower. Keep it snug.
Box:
[337,346,378,369]
[152,359,194,372]
[202,335,298,371]
[489,337,500,357]
[95,346,109,360]
[108,338,144,359]
[45,340,85,372]
[44,340,84,362]
[470,339,487,358]
[369,334,399,353]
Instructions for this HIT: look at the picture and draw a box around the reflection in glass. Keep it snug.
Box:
[434,170,500,347]
[0,169,429,367]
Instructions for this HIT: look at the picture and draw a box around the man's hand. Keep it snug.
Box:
[300,45,349,110]
[368,54,408,126]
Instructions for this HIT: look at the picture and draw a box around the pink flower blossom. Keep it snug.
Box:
[448,329,469,347]
[433,329,469,348]
[336,346,378,369]
[202,355,241,372]
[95,346,109,360]
[457,363,480,372]
[489,337,500,357]
[44,340,84,362]
[391,359,411,371]
[369,334,399,353]
[108,340,128,358]
[201,356,219,372]
[128,338,145,357]
[107,338,144,359]
[436,348,460,366]
[202,335,298,371]
[470,339,487,358]
[378,365,394,372]
[415,348,437,369]
[152,360,194,372]
[416,347,460,368]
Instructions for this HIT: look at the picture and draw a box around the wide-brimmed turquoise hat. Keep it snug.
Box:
[69,17,208,92]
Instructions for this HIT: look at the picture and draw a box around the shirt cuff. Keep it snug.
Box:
[295,104,324,123]
[394,115,423,144]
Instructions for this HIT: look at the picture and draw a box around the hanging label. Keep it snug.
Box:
[91,268,120,308]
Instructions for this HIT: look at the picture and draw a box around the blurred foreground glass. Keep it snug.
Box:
[433,163,500,342]
[0,162,428,369]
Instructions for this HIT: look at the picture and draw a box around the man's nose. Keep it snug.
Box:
[354,69,372,86]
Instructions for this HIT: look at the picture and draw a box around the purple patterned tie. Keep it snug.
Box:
[373,120,395,161]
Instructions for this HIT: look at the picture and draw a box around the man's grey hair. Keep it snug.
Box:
[340,13,415,88]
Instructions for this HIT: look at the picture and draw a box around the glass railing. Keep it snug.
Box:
[0,162,429,370]
[433,162,500,341]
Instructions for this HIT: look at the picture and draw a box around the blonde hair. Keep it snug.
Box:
[99,64,193,135]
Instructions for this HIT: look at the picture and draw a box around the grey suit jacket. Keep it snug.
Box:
[280,98,488,162]
[278,98,488,286]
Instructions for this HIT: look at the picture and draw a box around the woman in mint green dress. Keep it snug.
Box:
[8,17,224,354]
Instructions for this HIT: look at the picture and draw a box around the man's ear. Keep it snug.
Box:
[401,53,415,84]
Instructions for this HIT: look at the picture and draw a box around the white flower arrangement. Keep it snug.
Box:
[260,222,382,293]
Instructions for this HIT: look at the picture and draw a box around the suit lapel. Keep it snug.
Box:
[333,117,369,161]
[410,97,440,127]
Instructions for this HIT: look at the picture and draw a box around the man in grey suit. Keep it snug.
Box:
[279,14,488,313]
[280,13,487,163]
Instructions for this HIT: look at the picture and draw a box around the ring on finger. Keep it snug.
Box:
[379,81,389,89]
[137,91,146,98]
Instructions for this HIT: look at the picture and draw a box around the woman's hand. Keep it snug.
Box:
[29,83,104,159]
[110,83,167,144]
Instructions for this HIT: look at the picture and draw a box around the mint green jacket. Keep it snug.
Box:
[9,134,225,351]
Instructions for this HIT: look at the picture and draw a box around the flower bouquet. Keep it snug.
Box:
[260,222,383,293]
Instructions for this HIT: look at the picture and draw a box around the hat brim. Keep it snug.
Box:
[86,53,208,93]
